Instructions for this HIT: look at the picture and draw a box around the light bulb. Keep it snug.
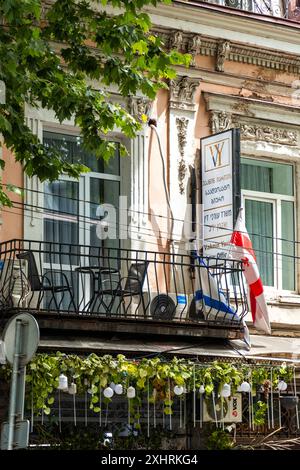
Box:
[103,387,114,398]
[199,385,205,394]
[127,386,136,399]
[174,385,184,396]
[240,381,251,393]
[58,373,68,390]
[278,380,288,392]
[115,384,123,395]
[221,383,231,398]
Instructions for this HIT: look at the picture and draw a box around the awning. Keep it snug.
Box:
[38,334,300,363]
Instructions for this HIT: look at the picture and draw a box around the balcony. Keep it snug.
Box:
[200,0,285,17]
[0,239,248,340]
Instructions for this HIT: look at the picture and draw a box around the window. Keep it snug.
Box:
[241,158,295,292]
[205,0,284,17]
[43,131,120,253]
[42,132,121,308]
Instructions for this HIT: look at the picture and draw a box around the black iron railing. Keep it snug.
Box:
[201,0,285,17]
[0,239,248,326]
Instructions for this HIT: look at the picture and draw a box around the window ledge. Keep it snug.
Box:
[269,294,300,306]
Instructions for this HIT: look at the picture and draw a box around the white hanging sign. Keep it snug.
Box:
[201,128,240,257]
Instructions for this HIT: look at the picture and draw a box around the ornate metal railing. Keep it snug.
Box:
[0,239,248,327]
[201,0,285,17]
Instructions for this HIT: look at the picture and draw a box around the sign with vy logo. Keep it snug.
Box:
[201,129,240,257]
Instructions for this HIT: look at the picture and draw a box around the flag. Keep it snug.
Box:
[195,257,239,323]
[230,208,271,335]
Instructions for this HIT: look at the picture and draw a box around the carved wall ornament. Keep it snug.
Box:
[187,35,202,66]
[216,40,230,72]
[128,97,153,122]
[210,111,233,134]
[176,117,189,194]
[169,30,184,52]
[170,76,200,111]
[153,28,300,74]
[238,123,298,146]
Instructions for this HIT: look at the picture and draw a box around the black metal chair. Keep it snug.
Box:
[91,261,149,316]
[16,251,76,312]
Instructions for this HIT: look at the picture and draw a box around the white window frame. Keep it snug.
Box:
[241,158,296,296]
[40,129,124,307]
[42,127,123,247]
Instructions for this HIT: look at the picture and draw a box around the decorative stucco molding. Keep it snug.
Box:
[204,92,300,127]
[208,112,298,147]
[210,111,233,133]
[176,117,189,194]
[169,30,185,52]
[154,27,300,74]
[128,97,153,122]
[216,40,230,72]
[188,35,202,66]
[236,122,298,146]
[170,76,200,111]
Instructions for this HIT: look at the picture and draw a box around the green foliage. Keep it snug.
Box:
[253,400,268,426]
[31,423,107,450]
[206,429,234,450]
[251,362,293,392]
[31,423,175,450]
[0,0,191,205]
[0,352,294,427]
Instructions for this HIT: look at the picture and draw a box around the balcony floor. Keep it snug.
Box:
[1,308,245,342]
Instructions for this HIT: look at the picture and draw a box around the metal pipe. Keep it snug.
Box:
[7,319,22,450]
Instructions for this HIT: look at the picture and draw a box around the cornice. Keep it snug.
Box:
[44,2,300,75]
[204,91,300,127]
[147,3,300,54]
[190,68,294,98]
[154,27,300,75]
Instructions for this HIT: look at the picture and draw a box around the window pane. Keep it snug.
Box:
[43,131,120,175]
[89,178,120,252]
[282,201,295,291]
[45,180,78,216]
[44,219,79,265]
[245,199,274,286]
[241,159,293,196]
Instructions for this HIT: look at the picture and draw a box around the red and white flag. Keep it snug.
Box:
[230,208,271,335]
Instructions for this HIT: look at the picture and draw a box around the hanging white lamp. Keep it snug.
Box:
[174,385,184,396]
[240,381,251,393]
[103,386,114,399]
[127,386,136,399]
[58,373,68,391]
[221,383,231,398]
[278,380,288,392]
[109,382,116,391]
[68,382,77,395]
[114,384,123,395]
[199,385,205,394]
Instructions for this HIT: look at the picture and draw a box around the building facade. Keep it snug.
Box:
[1,0,300,449]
